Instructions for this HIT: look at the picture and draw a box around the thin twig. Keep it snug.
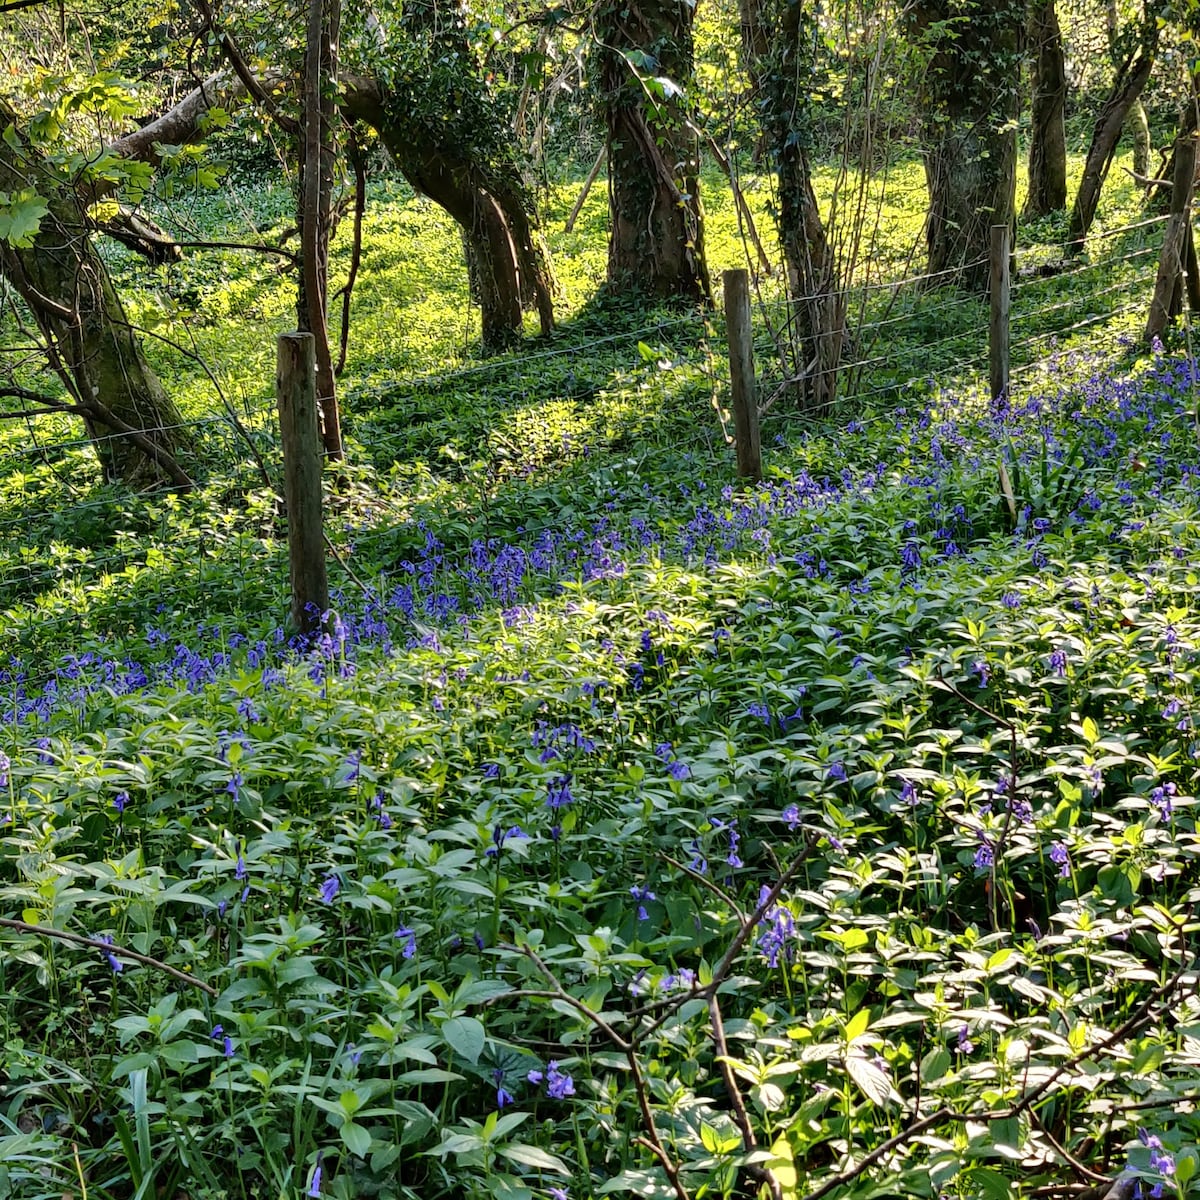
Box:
[0,917,217,996]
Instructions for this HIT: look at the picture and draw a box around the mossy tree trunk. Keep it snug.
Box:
[0,107,191,488]
[907,0,1023,291]
[1068,10,1158,249]
[594,0,710,303]
[755,0,842,409]
[341,75,555,351]
[1024,0,1067,220]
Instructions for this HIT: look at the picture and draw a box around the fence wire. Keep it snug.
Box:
[0,205,1178,649]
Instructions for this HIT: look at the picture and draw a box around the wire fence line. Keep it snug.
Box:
[0,208,1175,636]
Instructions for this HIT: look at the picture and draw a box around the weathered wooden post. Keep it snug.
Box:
[723,268,762,481]
[989,224,1011,405]
[277,332,329,633]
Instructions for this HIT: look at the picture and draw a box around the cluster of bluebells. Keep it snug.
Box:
[756,885,797,968]
[630,884,656,922]
[1134,1129,1176,1199]
[1152,781,1177,820]
[487,823,528,857]
[655,741,690,781]
[629,966,696,997]
[527,1060,575,1100]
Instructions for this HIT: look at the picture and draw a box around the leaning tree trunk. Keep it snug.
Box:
[595,0,711,302]
[341,75,555,351]
[1024,0,1067,219]
[907,0,1023,291]
[1067,20,1158,250]
[0,110,191,488]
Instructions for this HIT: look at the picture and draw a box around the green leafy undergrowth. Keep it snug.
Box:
[2,344,1200,1200]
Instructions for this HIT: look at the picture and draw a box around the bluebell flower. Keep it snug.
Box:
[493,1068,515,1108]
[782,803,801,830]
[306,1154,323,1198]
[827,761,847,782]
[1048,648,1068,678]
[97,935,122,974]
[1151,781,1177,819]
[973,660,990,687]
[745,701,771,724]
[545,775,574,810]
[113,791,129,813]
[1049,841,1070,878]
[687,837,707,874]
[487,824,527,857]
[630,884,656,922]
[956,1025,973,1054]
[756,885,796,968]
[371,791,393,830]
[527,1067,544,1084]
[549,1188,568,1200]
[319,874,340,904]
[0,751,10,788]
[482,762,501,780]
[973,837,994,870]
[899,780,918,805]
[545,1061,575,1099]
[394,925,417,958]
[235,853,246,882]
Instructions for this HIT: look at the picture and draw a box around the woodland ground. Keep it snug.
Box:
[0,151,1198,1200]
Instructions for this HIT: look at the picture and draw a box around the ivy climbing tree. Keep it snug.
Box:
[593,0,710,303]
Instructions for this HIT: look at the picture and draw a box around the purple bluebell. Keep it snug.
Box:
[973,837,994,870]
[545,775,574,810]
[487,824,527,857]
[1048,648,1068,677]
[1151,781,1177,818]
[1049,841,1070,878]
[827,761,847,782]
[545,1061,575,1099]
[113,791,128,813]
[98,935,122,974]
[630,884,656,922]
[782,803,801,830]
[306,1154,323,1198]
[319,874,340,904]
[394,925,417,958]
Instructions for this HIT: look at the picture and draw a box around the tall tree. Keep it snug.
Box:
[1024,0,1067,219]
[593,0,710,302]
[0,98,192,488]
[750,0,841,408]
[1067,3,1158,248]
[906,0,1024,291]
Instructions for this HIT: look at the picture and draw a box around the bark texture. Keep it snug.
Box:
[595,0,710,302]
[755,0,842,409]
[908,0,1023,291]
[0,105,191,487]
[1024,0,1067,219]
[1067,13,1158,249]
[340,75,555,350]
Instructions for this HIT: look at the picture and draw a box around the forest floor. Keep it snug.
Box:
[0,152,1197,1200]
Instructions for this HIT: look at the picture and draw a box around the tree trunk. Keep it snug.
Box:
[0,108,191,488]
[341,75,554,351]
[1145,128,1198,342]
[755,0,843,408]
[1024,0,1067,219]
[1068,17,1158,249]
[297,0,344,458]
[908,0,1023,291]
[595,0,711,303]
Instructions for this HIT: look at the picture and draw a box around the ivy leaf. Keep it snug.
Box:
[0,189,50,247]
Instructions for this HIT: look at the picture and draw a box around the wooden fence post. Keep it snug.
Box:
[989,224,1011,405]
[277,332,329,633]
[723,268,762,481]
